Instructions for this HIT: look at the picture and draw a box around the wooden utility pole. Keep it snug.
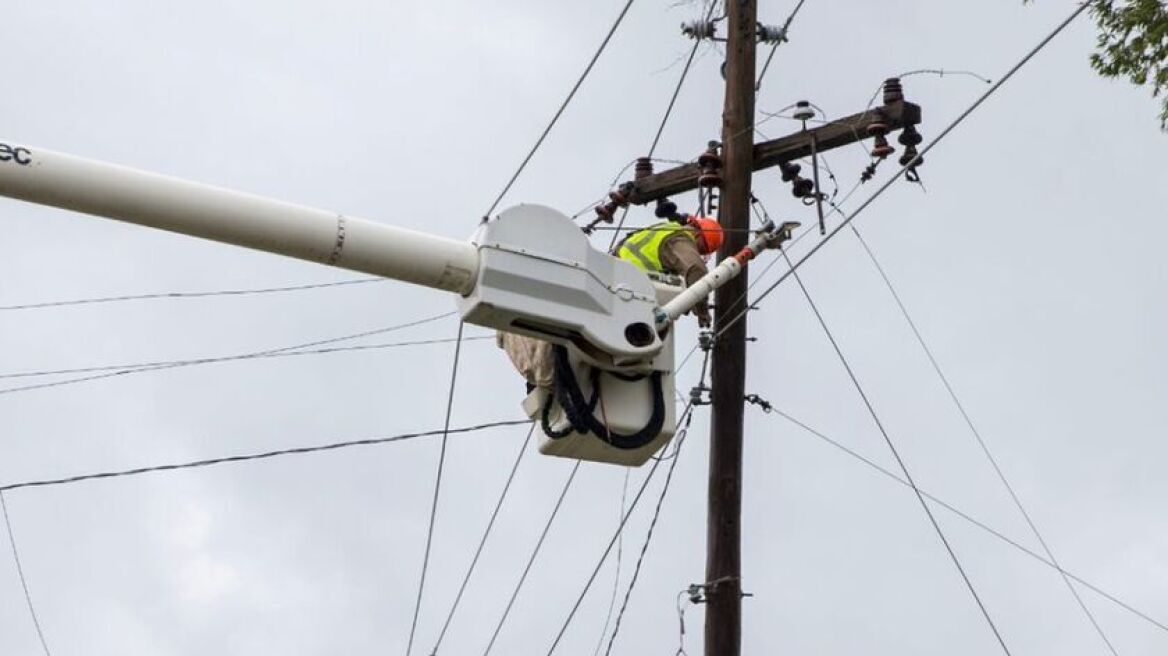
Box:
[706,1,756,655]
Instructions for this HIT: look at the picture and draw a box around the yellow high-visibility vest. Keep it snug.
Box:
[616,222,697,272]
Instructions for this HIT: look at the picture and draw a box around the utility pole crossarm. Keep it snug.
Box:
[622,100,922,205]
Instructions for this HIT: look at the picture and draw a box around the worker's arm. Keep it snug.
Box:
[659,233,711,327]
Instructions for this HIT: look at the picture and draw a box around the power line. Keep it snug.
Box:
[0,420,530,494]
[604,0,717,250]
[0,278,381,312]
[0,336,494,381]
[483,460,581,656]
[754,0,808,91]
[848,225,1121,655]
[782,248,1014,655]
[544,402,698,656]
[483,0,638,221]
[407,321,466,656]
[603,350,709,655]
[1,491,53,656]
[757,404,1168,638]
[718,2,1092,339]
[429,423,535,655]
[589,468,630,656]
[0,311,459,396]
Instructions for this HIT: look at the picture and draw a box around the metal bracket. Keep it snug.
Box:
[686,577,753,604]
[744,393,774,413]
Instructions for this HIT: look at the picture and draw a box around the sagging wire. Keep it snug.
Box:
[865,68,993,110]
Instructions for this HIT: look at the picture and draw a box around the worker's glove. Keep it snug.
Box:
[696,305,712,329]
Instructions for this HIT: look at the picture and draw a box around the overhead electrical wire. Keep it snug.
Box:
[604,0,718,250]
[544,401,699,656]
[481,461,582,656]
[1,492,53,656]
[0,420,530,494]
[0,311,461,397]
[406,322,466,656]
[601,349,710,655]
[0,277,382,312]
[848,225,1122,654]
[756,404,1168,637]
[718,1,1092,340]
[589,468,630,656]
[754,0,809,91]
[482,0,638,221]
[781,246,1014,655]
[428,423,535,655]
[0,336,494,382]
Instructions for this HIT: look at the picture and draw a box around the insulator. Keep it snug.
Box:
[898,125,923,147]
[860,163,877,183]
[779,161,801,182]
[681,19,717,41]
[594,204,615,222]
[792,101,815,122]
[699,172,723,188]
[866,121,889,138]
[792,178,815,198]
[871,134,895,159]
[698,150,721,169]
[899,147,923,169]
[757,23,787,45]
[634,157,654,180]
[882,77,904,105]
[608,188,629,205]
[655,198,678,219]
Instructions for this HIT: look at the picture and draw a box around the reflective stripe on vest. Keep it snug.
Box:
[617,222,696,272]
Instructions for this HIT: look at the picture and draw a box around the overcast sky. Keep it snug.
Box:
[2,1,1167,654]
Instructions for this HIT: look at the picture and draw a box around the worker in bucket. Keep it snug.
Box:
[498,216,724,393]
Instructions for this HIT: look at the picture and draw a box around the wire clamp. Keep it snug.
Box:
[698,329,715,352]
[744,393,773,413]
[689,383,712,407]
[686,577,753,604]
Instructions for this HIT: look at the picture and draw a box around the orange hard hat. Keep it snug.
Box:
[688,216,724,254]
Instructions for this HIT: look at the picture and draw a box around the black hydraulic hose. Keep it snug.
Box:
[547,345,665,450]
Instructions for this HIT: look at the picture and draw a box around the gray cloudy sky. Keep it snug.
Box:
[1,1,1167,654]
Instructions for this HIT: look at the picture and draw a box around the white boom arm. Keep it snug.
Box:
[0,140,674,364]
[0,143,479,294]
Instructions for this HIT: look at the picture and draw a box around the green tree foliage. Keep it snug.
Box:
[1030,0,1168,128]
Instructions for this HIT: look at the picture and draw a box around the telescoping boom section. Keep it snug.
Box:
[0,139,791,465]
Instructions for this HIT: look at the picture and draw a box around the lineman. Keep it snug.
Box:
[499,216,724,393]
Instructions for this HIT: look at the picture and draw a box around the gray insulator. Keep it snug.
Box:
[757,24,787,45]
[792,101,815,121]
[681,19,717,41]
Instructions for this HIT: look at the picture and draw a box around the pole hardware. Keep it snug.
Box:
[743,393,773,413]
[756,23,789,45]
[681,18,722,42]
[686,577,753,604]
[689,383,712,407]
